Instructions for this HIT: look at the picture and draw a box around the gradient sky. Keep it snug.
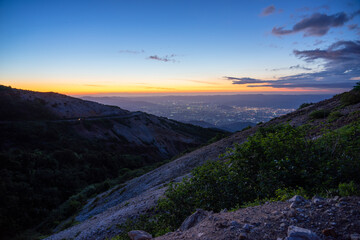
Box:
[0,0,359,95]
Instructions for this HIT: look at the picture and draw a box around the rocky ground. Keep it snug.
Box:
[152,196,360,240]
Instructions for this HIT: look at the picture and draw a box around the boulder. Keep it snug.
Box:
[285,226,320,240]
[179,209,209,231]
[128,230,152,240]
[288,195,305,203]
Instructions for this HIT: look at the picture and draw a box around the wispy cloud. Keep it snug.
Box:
[147,54,178,63]
[187,80,220,85]
[228,40,360,89]
[145,86,176,90]
[118,49,145,54]
[269,65,312,71]
[260,5,276,16]
[272,11,358,37]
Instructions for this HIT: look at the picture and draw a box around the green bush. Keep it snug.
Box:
[154,122,360,231]
[299,102,313,109]
[310,109,330,119]
[328,111,343,122]
[341,91,360,106]
[338,181,359,196]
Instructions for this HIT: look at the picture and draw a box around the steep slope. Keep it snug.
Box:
[45,90,360,240]
[0,86,225,239]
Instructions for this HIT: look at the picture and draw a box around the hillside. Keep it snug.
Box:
[0,85,128,120]
[0,86,226,240]
[44,89,360,240]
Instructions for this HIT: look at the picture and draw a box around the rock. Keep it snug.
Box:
[230,221,241,229]
[290,202,298,209]
[351,233,360,240]
[311,196,324,204]
[128,230,152,240]
[285,226,321,240]
[242,224,253,232]
[322,228,337,237]
[239,232,248,239]
[288,195,305,203]
[221,208,228,213]
[179,209,209,231]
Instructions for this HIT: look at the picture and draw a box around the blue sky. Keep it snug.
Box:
[0,0,359,95]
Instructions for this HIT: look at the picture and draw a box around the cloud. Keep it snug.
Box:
[272,12,352,37]
[229,40,360,89]
[118,50,145,54]
[261,5,276,16]
[348,24,359,30]
[269,65,312,71]
[224,77,273,84]
[147,54,177,63]
[187,80,220,85]
[293,40,360,62]
[145,86,175,90]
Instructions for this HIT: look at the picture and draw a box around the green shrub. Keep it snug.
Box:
[341,91,360,106]
[338,181,359,196]
[310,109,330,119]
[327,111,344,122]
[154,122,360,231]
[299,102,313,109]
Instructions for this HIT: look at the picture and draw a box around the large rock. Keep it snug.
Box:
[285,226,320,240]
[179,209,209,231]
[128,230,152,240]
[288,195,305,203]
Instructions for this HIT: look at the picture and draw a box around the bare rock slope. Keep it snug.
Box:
[46,92,360,240]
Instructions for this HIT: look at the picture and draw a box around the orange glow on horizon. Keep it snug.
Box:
[3,80,337,96]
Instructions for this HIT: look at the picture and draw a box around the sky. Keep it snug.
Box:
[0,0,359,95]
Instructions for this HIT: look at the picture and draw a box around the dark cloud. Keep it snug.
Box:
[118,50,145,54]
[229,40,360,90]
[147,54,177,63]
[293,40,360,61]
[260,5,276,16]
[224,77,273,84]
[272,12,350,37]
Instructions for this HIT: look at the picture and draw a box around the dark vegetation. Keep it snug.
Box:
[0,119,223,239]
[0,86,226,240]
[0,121,162,239]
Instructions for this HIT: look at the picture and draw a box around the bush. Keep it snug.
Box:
[299,102,313,109]
[154,122,360,231]
[338,181,359,196]
[310,109,330,119]
[341,91,360,106]
[328,111,343,122]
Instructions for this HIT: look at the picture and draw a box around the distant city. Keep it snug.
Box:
[82,94,333,132]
